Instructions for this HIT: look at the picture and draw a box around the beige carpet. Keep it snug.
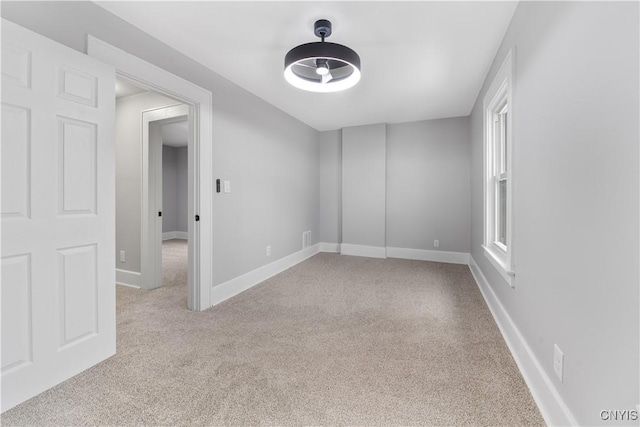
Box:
[2,242,544,426]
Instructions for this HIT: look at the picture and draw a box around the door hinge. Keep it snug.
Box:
[158,211,162,217]
[195,215,200,222]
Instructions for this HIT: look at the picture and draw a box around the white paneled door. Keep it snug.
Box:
[1,19,116,411]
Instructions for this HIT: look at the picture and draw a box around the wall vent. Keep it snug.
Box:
[302,231,312,248]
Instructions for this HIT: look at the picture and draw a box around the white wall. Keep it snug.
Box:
[387,117,470,253]
[342,124,387,253]
[115,91,178,273]
[2,1,321,287]
[469,2,639,425]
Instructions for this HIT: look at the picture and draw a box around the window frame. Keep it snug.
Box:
[482,48,515,287]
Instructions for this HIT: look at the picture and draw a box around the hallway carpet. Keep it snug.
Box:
[2,244,544,426]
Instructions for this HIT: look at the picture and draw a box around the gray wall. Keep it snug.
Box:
[342,124,387,249]
[318,130,342,244]
[7,4,637,422]
[387,117,470,252]
[469,2,639,424]
[162,145,188,234]
[2,1,321,286]
[321,119,471,255]
[115,91,177,273]
[176,147,188,233]
[162,146,178,233]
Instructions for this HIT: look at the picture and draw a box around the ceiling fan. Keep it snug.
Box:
[284,19,361,93]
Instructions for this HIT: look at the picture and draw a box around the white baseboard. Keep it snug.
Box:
[340,243,386,258]
[162,231,188,241]
[335,244,469,264]
[387,247,470,265]
[319,242,341,253]
[115,268,141,288]
[211,243,320,307]
[468,256,577,426]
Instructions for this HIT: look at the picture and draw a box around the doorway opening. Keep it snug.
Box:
[89,36,213,311]
[160,119,190,293]
[114,77,192,306]
[142,104,191,293]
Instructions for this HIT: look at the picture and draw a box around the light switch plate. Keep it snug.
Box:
[224,180,231,193]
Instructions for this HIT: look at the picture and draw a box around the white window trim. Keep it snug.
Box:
[483,48,515,287]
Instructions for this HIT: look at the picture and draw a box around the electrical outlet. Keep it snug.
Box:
[553,344,564,382]
[266,245,271,256]
[119,250,125,263]
[433,240,440,248]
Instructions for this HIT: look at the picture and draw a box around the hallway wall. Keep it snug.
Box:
[176,147,188,234]
[115,91,177,273]
[162,146,179,234]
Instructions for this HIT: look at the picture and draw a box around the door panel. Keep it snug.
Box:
[58,117,98,215]
[1,254,32,374]
[1,19,115,412]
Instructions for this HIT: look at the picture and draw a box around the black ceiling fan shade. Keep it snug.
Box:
[284,42,361,72]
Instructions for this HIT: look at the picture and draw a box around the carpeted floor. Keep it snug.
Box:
[2,241,545,426]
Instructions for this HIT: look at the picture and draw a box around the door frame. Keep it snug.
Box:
[141,105,189,291]
[87,36,213,311]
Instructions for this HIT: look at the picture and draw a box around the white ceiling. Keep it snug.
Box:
[98,1,518,131]
[162,121,188,147]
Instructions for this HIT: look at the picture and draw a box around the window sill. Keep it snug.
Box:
[482,244,515,288]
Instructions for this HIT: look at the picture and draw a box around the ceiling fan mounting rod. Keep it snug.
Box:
[314,19,332,42]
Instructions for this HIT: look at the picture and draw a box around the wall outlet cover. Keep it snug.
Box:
[553,344,564,382]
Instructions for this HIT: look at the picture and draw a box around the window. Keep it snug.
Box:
[483,48,515,287]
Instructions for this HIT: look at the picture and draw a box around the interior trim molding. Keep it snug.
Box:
[211,244,320,307]
[319,242,341,253]
[468,256,578,427]
[115,269,142,288]
[387,247,469,265]
[162,231,188,241]
[87,35,213,312]
[340,243,386,258]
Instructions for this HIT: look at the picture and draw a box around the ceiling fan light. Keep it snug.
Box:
[284,20,361,93]
[316,64,329,75]
[284,64,359,93]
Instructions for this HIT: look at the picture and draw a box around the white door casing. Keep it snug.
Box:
[141,105,189,289]
[1,20,116,411]
[87,36,213,311]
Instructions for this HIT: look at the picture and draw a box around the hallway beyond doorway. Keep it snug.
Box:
[162,239,188,291]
